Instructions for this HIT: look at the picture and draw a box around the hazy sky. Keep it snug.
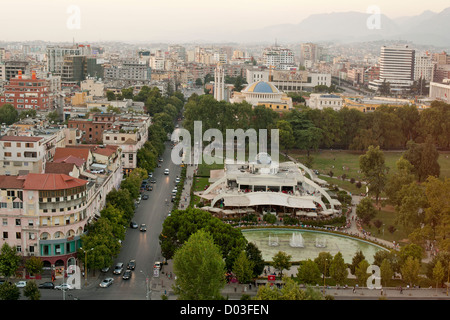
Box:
[1,0,449,42]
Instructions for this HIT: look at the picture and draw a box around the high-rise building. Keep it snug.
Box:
[369,45,415,93]
[262,46,295,70]
[414,54,435,82]
[300,43,320,68]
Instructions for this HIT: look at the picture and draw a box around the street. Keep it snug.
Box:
[37,139,181,300]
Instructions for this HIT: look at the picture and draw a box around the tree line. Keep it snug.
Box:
[182,95,450,153]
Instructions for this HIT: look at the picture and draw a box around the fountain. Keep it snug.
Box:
[315,237,327,248]
[268,235,279,246]
[289,233,304,248]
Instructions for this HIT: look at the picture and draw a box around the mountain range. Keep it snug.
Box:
[222,7,450,47]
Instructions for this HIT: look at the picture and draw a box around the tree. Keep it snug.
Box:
[173,230,226,300]
[297,259,321,285]
[0,104,19,125]
[385,157,416,206]
[356,197,377,225]
[272,251,292,277]
[432,261,445,290]
[23,280,40,300]
[277,120,295,155]
[379,79,391,96]
[395,182,428,235]
[25,256,43,277]
[47,111,60,123]
[423,177,450,251]
[254,277,323,300]
[0,243,21,279]
[263,213,277,224]
[314,252,332,281]
[355,260,370,287]
[106,90,116,101]
[329,252,348,285]
[359,145,388,204]
[0,281,20,300]
[403,138,440,182]
[400,256,420,287]
[246,242,265,278]
[232,251,254,284]
[380,259,394,287]
[350,250,366,275]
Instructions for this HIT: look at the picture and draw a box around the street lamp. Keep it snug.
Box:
[80,247,94,286]
[140,270,152,300]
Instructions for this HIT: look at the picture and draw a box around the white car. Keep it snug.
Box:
[164,169,169,175]
[55,283,74,290]
[15,281,27,288]
[99,278,114,288]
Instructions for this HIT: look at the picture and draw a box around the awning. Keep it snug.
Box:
[220,192,318,209]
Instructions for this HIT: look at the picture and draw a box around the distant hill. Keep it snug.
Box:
[229,7,450,46]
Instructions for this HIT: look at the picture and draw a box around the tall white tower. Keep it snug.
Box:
[214,63,225,101]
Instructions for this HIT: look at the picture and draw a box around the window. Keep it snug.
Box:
[2,232,8,239]
[16,232,21,239]
[16,143,21,147]
[4,152,11,157]
[13,202,23,209]
[0,203,7,209]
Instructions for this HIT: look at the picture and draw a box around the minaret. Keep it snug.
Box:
[214,63,225,101]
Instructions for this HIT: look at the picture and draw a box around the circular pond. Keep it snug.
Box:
[242,228,388,264]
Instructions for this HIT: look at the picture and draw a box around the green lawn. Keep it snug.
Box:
[289,149,450,181]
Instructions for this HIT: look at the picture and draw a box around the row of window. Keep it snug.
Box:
[3,151,38,158]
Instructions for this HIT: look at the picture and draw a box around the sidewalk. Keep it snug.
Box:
[148,260,450,300]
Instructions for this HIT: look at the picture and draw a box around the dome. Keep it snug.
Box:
[244,81,280,93]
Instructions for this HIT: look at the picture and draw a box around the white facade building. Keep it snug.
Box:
[369,45,415,93]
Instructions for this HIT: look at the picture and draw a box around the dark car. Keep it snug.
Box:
[142,194,149,200]
[150,179,156,184]
[123,270,132,280]
[127,259,136,270]
[140,224,147,232]
[38,282,55,289]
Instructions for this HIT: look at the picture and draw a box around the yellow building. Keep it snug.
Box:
[343,96,416,112]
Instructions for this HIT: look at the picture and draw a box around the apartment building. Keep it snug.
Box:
[0,136,45,175]
[262,46,296,70]
[0,70,51,111]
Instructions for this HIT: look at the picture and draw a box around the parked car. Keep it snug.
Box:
[127,259,136,270]
[154,261,162,270]
[142,194,149,200]
[101,266,110,273]
[99,278,114,288]
[130,221,138,229]
[122,270,132,280]
[38,282,55,289]
[15,281,27,288]
[55,283,74,290]
[113,262,124,275]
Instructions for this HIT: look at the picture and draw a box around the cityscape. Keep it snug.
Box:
[0,0,449,312]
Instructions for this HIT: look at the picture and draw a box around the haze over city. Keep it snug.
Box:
[1,0,450,43]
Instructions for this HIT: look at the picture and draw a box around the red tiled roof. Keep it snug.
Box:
[23,173,87,190]
[0,175,25,189]
[44,162,76,175]
[54,147,91,162]
[53,155,86,167]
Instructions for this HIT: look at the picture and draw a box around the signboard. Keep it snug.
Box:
[153,268,160,278]
[268,275,276,282]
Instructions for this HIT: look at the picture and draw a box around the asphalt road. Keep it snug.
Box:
[37,140,181,300]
